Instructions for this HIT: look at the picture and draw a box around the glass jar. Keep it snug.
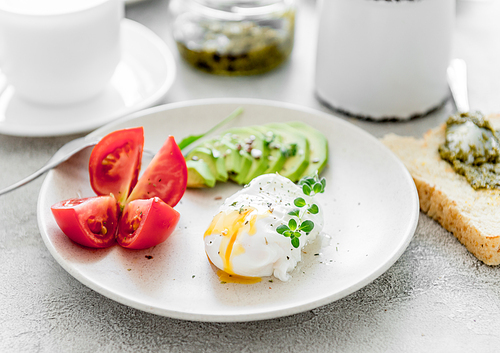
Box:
[169,0,295,76]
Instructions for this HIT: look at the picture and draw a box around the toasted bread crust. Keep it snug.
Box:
[381,116,500,265]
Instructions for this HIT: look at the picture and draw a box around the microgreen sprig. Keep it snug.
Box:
[276,173,326,248]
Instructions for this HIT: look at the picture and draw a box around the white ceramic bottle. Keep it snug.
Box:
[315,0,455,120]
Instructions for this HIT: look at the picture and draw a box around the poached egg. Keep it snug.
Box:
[204,173,324,281]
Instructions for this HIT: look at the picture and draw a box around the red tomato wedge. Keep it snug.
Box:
[117,197,180,250]
[127,136,187,207]
[89,127,144,206]
[51,196,119,248]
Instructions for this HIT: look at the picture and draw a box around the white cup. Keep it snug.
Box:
[0,0,123,106]
[315,0,455,120]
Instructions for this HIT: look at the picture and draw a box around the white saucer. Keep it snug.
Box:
[0,19,176,137]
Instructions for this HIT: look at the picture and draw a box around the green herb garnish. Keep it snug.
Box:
[282,143,297,158]
[178,107,244,150]
[276,173,326,248]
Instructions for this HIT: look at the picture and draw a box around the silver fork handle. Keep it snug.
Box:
[0,137,98,196]
[0,161,63,196]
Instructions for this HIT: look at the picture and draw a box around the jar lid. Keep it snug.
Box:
[196,0,285,5]
[186,0,294,20]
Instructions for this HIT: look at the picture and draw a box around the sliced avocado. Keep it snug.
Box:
[186,160,216,188]
[265,122,310,182]
[185,146,228,182]
[287,121,328,178]
[253,126,287,173]
[231,147,255,184]
[222,127,270,184]
[202,137,250,177]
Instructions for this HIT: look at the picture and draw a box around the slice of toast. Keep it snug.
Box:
[380,114,500,265]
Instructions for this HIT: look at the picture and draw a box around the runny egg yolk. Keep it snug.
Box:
[216,270,261,285]
[204,207,268,284]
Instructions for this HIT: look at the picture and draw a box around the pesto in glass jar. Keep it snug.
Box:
[439,112,500,189]
[169,0,295,75]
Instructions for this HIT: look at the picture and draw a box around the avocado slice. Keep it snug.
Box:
[265,123,310,182]
[185,146,228,182]
[287,121,328,178]
[222,127,270,184]
[218,135,254,180]
[186,160,216,188]
[253,126,287,173]
[202,137,251,177]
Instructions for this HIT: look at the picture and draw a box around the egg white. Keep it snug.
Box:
[204,173,324,281]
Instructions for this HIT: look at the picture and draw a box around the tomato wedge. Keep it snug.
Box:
[89,127,144,206]
[127,136,187,207]
[51,196,119,248]
[117,197,180,250]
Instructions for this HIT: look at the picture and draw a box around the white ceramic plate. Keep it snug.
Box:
[0,19,176,137]
[37,99,419,322]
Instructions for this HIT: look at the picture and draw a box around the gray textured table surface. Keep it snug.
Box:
[2,0,500,352]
